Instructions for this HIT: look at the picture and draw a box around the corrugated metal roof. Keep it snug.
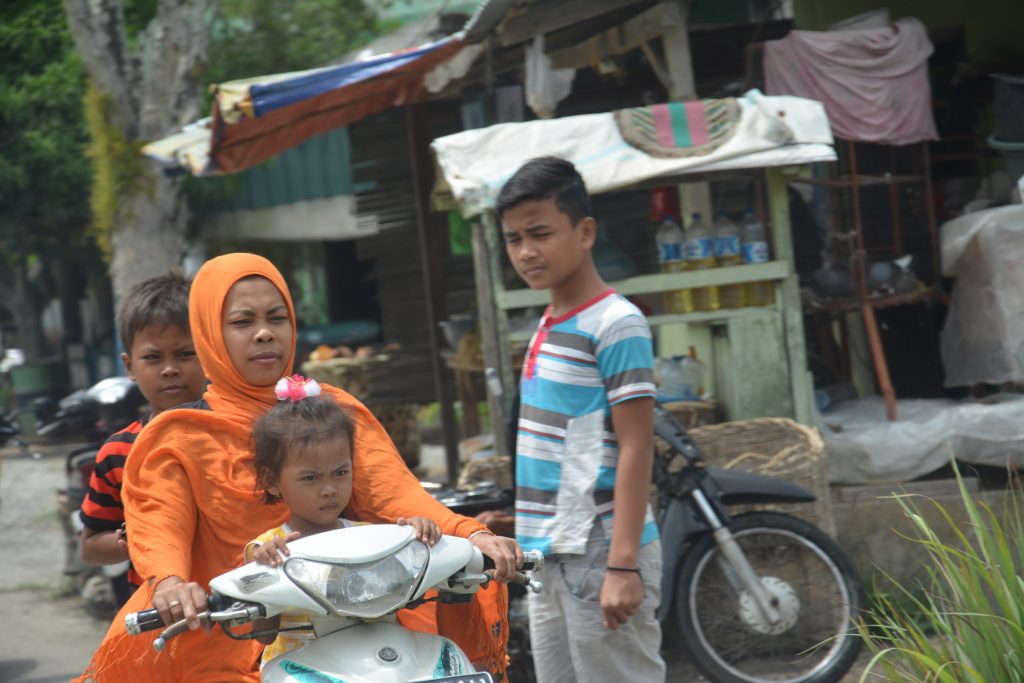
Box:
[211,126,363,213]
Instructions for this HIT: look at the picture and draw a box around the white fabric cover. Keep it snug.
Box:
[939,205,1024,387]
[431,90,835,217]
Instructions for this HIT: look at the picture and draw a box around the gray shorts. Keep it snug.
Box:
[527,525,666,683]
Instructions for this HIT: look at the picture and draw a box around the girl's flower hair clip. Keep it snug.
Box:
[274,374,322,402]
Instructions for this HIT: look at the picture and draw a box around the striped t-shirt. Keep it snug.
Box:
[515,289,659,556]
[79,417,149,587]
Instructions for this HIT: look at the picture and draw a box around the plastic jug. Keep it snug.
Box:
[741,210,774,306]
[655,355,705,402]
[685,212,719,311]
[655,214,690,314]
[713,213,744,308]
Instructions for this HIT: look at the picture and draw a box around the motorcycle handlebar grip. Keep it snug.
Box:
[125,608,164,635]
[520,549,544,572]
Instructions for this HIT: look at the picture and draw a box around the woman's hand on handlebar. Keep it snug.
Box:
[153,576,209,631]
[470,532,524,582]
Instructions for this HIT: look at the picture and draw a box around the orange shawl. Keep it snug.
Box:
[76,253,507,682]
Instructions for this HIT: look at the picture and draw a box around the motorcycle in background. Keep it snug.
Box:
[0,407,31,453]
[126,524,543,683]
[48,376,147,616]
[653,405,864,683]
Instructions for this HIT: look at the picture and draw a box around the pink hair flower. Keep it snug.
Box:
[274,374,322,402]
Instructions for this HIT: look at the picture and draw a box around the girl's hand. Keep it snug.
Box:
[153,576,209,631]
[397,517,441,545]
[251,532,301,567]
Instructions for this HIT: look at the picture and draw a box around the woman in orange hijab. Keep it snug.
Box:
[76,253,519,682]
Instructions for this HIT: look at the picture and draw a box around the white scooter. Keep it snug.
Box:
[125,524,542,683]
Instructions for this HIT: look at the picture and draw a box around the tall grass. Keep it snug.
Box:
[858,467,1024,682]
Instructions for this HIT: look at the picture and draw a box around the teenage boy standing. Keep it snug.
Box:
[497,157,665,682]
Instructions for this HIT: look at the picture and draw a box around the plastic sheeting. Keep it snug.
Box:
[431,90,834,217]
[939,205,1024,387]
[822,395,1024,484]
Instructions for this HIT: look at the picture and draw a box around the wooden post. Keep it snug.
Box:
[663,0,711,221]
[766,167,815,424]
[406,105,461,484]
[472,212,512,457]
[848,140,897,421]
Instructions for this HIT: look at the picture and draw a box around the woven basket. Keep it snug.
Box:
[302,359,421,470]
[661,400,719,429]
[665,418,834,536]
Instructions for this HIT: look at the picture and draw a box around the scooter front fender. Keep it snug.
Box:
[261,620,476,683]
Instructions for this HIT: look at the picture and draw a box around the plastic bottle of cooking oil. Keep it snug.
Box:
[685,212,719,311]
[741,209,775,306]
[655,213,690,313]
[713,212,744,308]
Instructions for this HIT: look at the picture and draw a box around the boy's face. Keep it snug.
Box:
[122,324,205,415]
[501,198,595,291]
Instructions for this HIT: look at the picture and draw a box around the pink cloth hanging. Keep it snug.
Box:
[764,18,938,146]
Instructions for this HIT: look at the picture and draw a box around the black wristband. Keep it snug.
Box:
[606,565,642,574]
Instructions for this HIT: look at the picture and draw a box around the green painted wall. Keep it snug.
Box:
[794,0,1024,64]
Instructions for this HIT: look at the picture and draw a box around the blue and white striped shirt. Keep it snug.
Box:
[515,289,659,556]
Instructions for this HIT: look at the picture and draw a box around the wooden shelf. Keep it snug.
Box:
[509,306,778,342]
[789,174,926,188]
[803,287,939,315]
[496,261,790,310]
[646,306,777,327]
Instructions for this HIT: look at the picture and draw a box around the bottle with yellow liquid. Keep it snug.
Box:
[741,209,775,306]
[713,212,744,308]
[685,212,719,312]
[655,213,691,313]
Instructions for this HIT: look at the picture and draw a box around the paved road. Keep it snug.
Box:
[0,441,107,683]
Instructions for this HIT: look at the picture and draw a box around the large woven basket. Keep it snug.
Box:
[671,418,834,537]
[301,358,421,469]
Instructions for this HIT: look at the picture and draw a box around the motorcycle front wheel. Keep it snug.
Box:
[674,512,864,683]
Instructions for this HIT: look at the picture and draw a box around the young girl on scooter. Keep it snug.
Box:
[245,374,441,667]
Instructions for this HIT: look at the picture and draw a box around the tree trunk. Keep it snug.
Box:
[0,265,51,362]
[109,167,189,303]
[63,0,211,301]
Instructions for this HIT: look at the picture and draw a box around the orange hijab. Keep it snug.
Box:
[76,254,507,682]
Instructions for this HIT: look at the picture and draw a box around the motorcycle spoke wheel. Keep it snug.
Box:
[676,512,863,683]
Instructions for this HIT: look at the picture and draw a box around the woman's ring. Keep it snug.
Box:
[169,600,181,607]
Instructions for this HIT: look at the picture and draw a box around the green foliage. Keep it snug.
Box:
[857,467,1024,682]
[83,85,146,259]
[0,1,92,265]
[206,0,381,85]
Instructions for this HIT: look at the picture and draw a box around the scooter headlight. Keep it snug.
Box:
[283,541,429,618]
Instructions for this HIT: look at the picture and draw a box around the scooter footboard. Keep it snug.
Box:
[261,621,477,683]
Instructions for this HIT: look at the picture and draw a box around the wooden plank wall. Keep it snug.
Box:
[352,110,438,405]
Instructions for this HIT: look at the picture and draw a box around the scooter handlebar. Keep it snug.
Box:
[125,608,165,635]
[520,549,544,572]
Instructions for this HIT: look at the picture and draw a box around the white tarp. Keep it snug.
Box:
[822,395,1024,484]
[431,90,835,216]
[939,205,1024,387]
